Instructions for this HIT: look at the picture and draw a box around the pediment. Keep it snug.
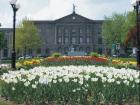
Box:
[55,13,94,23]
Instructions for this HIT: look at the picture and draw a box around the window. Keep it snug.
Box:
[64,37,69,44]
[72,37,76,44]
[46,29,50,33]
[58,28,61,33]
[58,37,62,43]
[64,29,69,36]
[80,37,83,44]
[86,26,92,34]
[58,28,62,36]
[72,28,76,33]
[98,31,101,35]
[4,39,8,48]
[87,29,90,33]
[86,37,90,43]
[38,29,41,33]
[3,49,8,57]
[80,29,83,34]
[98,37,102,44]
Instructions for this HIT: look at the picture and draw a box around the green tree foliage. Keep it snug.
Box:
[102,11,136,47]
[124,11,136,30]
[16,20,42,56]
[123,11,136,46]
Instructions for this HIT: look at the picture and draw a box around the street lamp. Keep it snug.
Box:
[10,0,20,69]
[131,0,140,67]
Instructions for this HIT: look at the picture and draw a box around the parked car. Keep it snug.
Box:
[118,54,130,58]
[112,54,117,57]
[18,55,32,60]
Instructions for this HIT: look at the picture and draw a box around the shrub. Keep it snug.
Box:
[51,52,61,58]
[89,52,100,57]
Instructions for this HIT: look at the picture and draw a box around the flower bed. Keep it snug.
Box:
[46,56,108,62]
[16,56,138,70]
[16,56,108,69]
[112,59,137,66]
[1,65,139,105]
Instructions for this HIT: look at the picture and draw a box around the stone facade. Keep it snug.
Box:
[0,28,13,59]
[0,12,106,59]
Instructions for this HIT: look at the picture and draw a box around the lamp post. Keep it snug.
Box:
[132,0,140,67]
[10,0,20,69]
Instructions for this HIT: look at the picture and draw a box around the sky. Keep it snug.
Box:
[0,0,133,28]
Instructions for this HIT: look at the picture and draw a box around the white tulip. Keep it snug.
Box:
[32,84,37,88]
[24,81,30,87]
[12,87,15,91]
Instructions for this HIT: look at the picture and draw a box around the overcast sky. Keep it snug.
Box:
[0,0,133,28]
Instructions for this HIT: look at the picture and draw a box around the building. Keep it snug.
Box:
[0,11,106,59]
[0,28,13,59]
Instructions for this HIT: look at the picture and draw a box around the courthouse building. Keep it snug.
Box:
[0,11,106,59]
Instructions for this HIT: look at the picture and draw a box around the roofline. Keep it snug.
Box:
[54,12,95,22]
[94,20,104,23]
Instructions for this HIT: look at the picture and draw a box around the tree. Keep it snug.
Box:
[102,13,126,47]
[0,31,5,63]
[102,11,136,53]
[16,20,42,57]
[124,11,136,32]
